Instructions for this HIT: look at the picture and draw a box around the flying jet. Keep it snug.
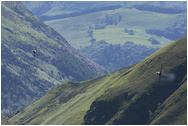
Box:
[33,50,36,57]
[156,65,162,83]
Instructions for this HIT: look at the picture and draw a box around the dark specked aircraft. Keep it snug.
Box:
[33,50,36,57]
[156,65,162,83]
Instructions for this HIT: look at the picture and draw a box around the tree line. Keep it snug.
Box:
[79,40,158,72]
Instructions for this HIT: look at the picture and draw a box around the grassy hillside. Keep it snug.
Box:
[43,6,186,49]
[1,1,107,116]
[83,36,187,125]
[2,36,186,125]
[22,1,186,49]
[148,78,187,124]
[44,7,179,49]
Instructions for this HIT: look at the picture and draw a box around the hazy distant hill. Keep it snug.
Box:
[22,1,186,21]
[21,1,123,18]
[2,36,186,125]
[1,1,107,116]
[22,1,187,47]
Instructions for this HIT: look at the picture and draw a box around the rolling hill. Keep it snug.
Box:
[22,1,186,49]
[22,1,186,73]
[21,1,123,18]
[2,36,186,125]
[1,1,107,116]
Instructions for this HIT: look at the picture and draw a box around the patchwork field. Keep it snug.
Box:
[45,8,184,49]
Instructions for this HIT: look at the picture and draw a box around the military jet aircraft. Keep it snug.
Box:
[156,65,162,83]
[33,50,36,57]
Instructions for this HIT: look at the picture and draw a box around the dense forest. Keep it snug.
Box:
[146,16,187,40]
[79,41,158,72]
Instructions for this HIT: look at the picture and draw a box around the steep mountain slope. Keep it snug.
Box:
[148,79,187,124]
[1,1,107,116]
[83,36,187,125]
[2,36,186,125]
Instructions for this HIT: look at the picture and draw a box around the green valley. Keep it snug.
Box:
[2,36,187,125]
[22,1,186,73]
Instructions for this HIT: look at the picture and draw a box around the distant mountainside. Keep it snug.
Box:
[2,36,186,125]
[22,1,187,73]
[21,1,123,18]
[1,1,107,116]
[22,1,186,21]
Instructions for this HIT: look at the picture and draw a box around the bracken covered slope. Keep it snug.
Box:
[2,36,186,124]
[1,1,107,116]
